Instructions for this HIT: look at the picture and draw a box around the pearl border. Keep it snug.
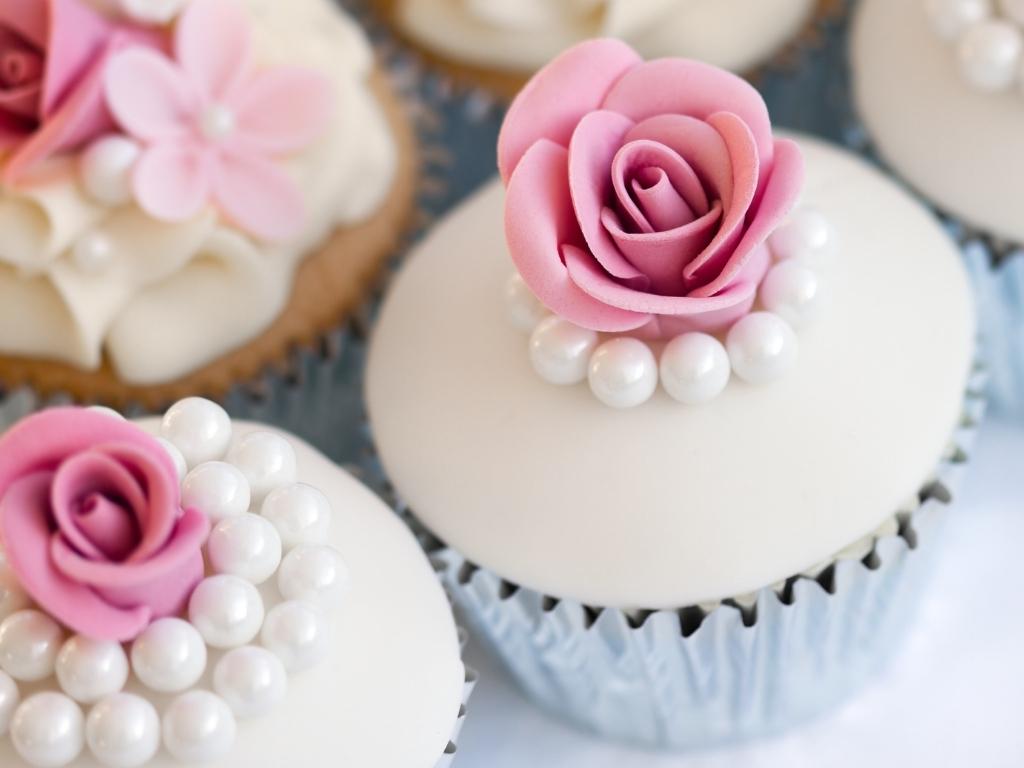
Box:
[924,0,1024,93]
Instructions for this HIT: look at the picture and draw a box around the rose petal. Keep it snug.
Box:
[105,48,197,143]
[498,39,642,183]
[0,81,41,120]
[506,138,651,333]
[133,142,214,223]
[212,150,305,242]
[95,548,204,621]
[175,0,251,103]
[0,0,47,48]
[231,68,334,155]
[40,0,117,116]
[0,471,151,642]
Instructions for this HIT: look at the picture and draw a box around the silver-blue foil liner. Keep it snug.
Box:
[418,375,984,750]
[436,629,478,767]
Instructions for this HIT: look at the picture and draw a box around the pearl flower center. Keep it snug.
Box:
[199,104,236,142]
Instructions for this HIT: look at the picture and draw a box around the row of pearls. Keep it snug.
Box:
[925,0,1024,92]
[0,398,349,766]
[509,207,836,409]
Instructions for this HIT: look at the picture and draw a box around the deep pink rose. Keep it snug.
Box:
[0,409,209,641]
[499,39,805,338]
[0,0,161,184]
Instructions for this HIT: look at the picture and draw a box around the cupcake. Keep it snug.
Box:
[366,40,980,748]
[0,398,471,767]
[0,0,415,413]
[375,0,826,99]
[850,0,1024,413]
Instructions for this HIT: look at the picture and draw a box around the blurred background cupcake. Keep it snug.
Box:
[366,40,982,749]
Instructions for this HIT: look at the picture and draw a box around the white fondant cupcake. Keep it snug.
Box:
[366,40,980,748]
[0,399,472,767]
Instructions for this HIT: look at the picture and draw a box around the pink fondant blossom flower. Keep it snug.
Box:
[104,0,333,242]
[500,39,804,338]
[0,408,209,642]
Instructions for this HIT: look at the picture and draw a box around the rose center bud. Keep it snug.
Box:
[628,166,697,232]
[0,46,43,88]
[73,492,141,562]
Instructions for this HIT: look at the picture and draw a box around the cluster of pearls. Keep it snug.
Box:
[0,398,348,767]
[509,207,836,409]
[925,0,1024,92]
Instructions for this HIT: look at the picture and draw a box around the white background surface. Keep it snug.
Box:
[455,418,1024,767]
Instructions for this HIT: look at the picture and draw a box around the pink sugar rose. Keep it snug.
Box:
[0,409,210,642]
[500,39,805,338]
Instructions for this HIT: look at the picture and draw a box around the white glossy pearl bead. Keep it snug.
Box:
[260,601,330,673]
[0,670,19,736]
[162,691,236,764]
[85,694,159,768]
[129,618,206,693]
[71,232,114,273]
[10,692,84,768]
[767,207,838,267]
[54,636,128,704]
[759,261,825,329]
[1001,0,1024,24]
[213,646,287,719]
[161,397,232,469]
[277,545,349,608]
[0,610,63,682]
[925,0,991,40]
[79,135,140,206]
[958,18,1023,90]
[0,555,31,622]
[726,312,798,386]
[587,338,658,408]
[200,104,236,142]
[208,513,282,584]
[529,316,598,385]
[87,406,124,421]
[504,273,548,332]
[182,461,251,524]
[154,437,188,483]
[659,333,730,405]
[118,0,187,23]
[260,483,331,550]
[188,575,264,649]
[227,431,297,505]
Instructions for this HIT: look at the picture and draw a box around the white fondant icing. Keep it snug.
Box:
[0,0,398,384]
[393,0,816,75]
[366,135,975,609]
[852,0,1024,243]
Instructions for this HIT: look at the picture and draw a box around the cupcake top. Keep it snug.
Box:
[852,0,1024,243]
[0,0,397,385]
[0,400,465,767]
[367,40,976,609]
[390,0,816,76]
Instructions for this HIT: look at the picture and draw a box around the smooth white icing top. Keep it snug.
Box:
[852,0,1024,244]
[0,0,397,384]
[0,419,465,768]
[366,135,975,610]
[393,0,816,75]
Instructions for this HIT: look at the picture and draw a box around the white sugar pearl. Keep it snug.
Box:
[129,618,206,693]
[659,333,730,405]
[0,670,19,736]
[277,545,349,608]
[79,135,140,207]
[213,646,287,719]
[260,483,331,550]
[55,637,128,704]
[154,437,187,483]
[188,575,264,649]
[587,338,658,408]
[227,432,297,505]
[726,312,798,386]
[71,232,114,273]
[528,316,598,385]
[0,556,31,622]
[759,261,825,329]
[87,406,124,420]
[182,461,251,523]
[162,691,236,763]
[958,18,1023,90]
[260,601,330,673]
[161,397,232,469]
[925,0,991,39]
[207,514,282,584]
[0,610,63,682]
[200,104,236,142]
[10,692,84,768]
[767,207,838,267]
[118,0,187,23]
[504,273,548,332]
[85,694,159,768]
[1001,0,1024,24]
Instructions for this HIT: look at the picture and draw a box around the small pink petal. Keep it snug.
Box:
[105,47,197,143]
[232,68,334,155]
[498,39,642,183]
[212,150,305,242]
[133,143,214,222]
[175,0,251,102]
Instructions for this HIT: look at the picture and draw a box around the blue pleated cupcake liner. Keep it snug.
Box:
[436,628,478,767]
[404,372,985,751]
